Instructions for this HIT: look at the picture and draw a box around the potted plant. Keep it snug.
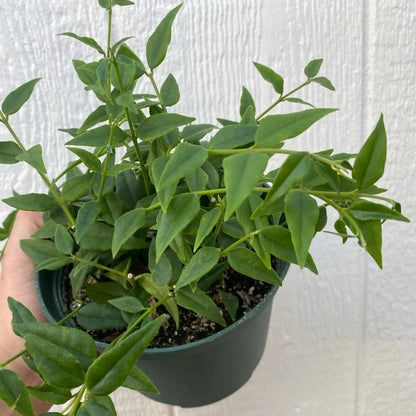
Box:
[0,1,409,414]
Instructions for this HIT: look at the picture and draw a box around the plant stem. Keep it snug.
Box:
[147,70,167,112]
[256,79,311,121]
[66,384,87,416]
[111,58,151,195]
[72,256,127,278]
[220,230,261,257]
[115,294,171,344]
[96,124,115,203]
[106,6,112,57]
[0,113,76,226]
[0,349,26,369]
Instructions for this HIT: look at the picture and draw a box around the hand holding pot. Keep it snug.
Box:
[0,210,50,415]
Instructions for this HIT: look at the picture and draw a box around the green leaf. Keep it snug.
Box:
[122,366,159,393]
[2,78,41,116]
[15,144,47,173]
[59,32,105,55]
[67,147,101,171]
[223,152,268,220]
[78,221,114,251]
[304,58,323,78]
[32,257,73,273]
[160,73,180,106]
[186,168,209,192]
[66,125,127,147]
[26,384,72,405]
[98,0,111,9]
[353,114,387,189]
[107,161,138,176]
[112,207,147,257]
[151,156,177,211]
[310,76,335,91]
[149,241,182,286]
[112,0,135,5]
[182,124,215,142]
[77,303,125,330]
[210,125,257,149]
[20,239,62,265]
[285,97,315,108]
[15,322,97,370]
[228,246,282,285]
[78,105,108,133]
[61,173,94,201]
[0,369,35,416]
[24,334,85,389]
[75,201,99,242]
[115,169,142,210]
[110,56,137,91]
[194,207,221,251]
[146,4,183,69]
[77,395,116,416]
[240,86,256,117]
[157,142,208,191]
[285,190,319,268]
[0,141,21,164]
[155,193,200,261]
[54,225,74,255]
[218,290,239,321]
[254,152,311,215]
[108,296,144,313]
[357,219,383,268]
[3,193,56,211]
[175,247,220,290]
[176,286,226,326]
[8,297,37,337]
[86,315,165,395]
[348,200,410,222]
[253,62,284,94]
[254,108,337,148]
[137,112,195,142]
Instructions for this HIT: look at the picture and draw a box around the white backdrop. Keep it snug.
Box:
[0,1,415,415]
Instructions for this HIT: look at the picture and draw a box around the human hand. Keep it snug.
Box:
[0,210,51,415]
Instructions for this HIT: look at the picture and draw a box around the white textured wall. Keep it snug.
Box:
[1,1,415,415]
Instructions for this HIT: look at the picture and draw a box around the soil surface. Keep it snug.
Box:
[63,266,274,348]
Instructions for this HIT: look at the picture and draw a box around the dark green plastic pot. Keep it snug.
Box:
[35,259,289,407]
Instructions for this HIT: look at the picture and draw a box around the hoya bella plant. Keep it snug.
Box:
[0,1,409,415]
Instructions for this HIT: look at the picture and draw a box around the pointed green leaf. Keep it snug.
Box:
[122,366,159,393]
[66,125,127,147]
[260,225,318,274]
[76,395,117,416]
[77,303,125,330]
[24,334,85,389]
[0,369,35,416]
[253,62,284,94]
[20,239,62,265]
[75,201,99,242]
[357,219,383,268]
[240,86,256,117]
[285,97,315,108]
[194,207,221,251]
[59,32,105,55]
[108,296,145,313]
[157,142,208,191]
[156,193,200,261]
[175,247,220,290]
[176,286,226,326]
[255,152,311,215]
[186,168,209,192]
[151,156,177,211]
[8,297,37,338]
[61,173,94,201]
[112,207,146,257]
[86,315,165,395]
[210,125,257,149]
[353,114,387,189]
[228,246,281,285]
[146,4,183,69]
[310,76,335,91]
[137,113,195,142]
[182,124,215,142]
[67,147,101,171]
[0,141,21,164]
[255,108,337,148]
[78,221,114,251]
[348,200,409,222]
[15,144,47,173]
[2,78,41,116]
[223,152,268,220]
[78,105,108,133]
[285,190,319,268]
[218,290,239,321]
[304,58,323,78]
[3,193,56,211]
[54,225,74,255]
[160,73,180,106]
[26,384,72,405]
[110,56,137,91]
[32,257,73,273]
